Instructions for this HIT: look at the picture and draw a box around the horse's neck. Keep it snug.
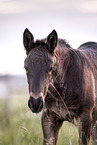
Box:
[55,43,72,70]
[53,44,71,89]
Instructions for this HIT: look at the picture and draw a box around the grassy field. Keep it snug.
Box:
[0,90,95,145]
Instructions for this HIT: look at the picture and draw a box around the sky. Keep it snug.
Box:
[0,0,97,75]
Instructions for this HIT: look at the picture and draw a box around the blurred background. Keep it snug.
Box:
[0,0,97,144]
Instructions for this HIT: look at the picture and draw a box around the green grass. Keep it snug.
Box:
[0,91,95,145]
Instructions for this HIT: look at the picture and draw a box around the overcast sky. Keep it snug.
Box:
[0,0,97,75]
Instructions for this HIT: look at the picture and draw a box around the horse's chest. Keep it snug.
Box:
[45,96,73,121]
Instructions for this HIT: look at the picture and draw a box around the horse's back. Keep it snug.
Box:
[78,42,97,70]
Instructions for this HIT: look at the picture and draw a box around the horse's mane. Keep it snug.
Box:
[58,39,71,48]
[34,40,49,50]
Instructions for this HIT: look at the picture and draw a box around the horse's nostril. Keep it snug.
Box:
[39,100,43,108]
[28,96,43,113]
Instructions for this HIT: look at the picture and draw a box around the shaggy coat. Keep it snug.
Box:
[23,29,97,145]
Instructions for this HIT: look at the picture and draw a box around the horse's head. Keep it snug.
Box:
[23,29,58,113]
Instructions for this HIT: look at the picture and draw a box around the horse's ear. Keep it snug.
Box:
[47,30,58,54]
[23,28,34,54]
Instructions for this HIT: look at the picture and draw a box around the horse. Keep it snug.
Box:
[23,28,97,145]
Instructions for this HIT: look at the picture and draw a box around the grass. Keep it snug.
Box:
[0,91,42,145]
[0,90,96,145]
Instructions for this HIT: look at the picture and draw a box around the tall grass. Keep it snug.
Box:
[0,91,95,145]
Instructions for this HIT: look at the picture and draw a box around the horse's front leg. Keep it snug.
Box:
[41,110,63,145]
[79,111,92,145]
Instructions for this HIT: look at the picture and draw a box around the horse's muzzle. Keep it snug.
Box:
[28,96,43,113]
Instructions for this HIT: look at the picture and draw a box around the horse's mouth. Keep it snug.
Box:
[28,97,43,113]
